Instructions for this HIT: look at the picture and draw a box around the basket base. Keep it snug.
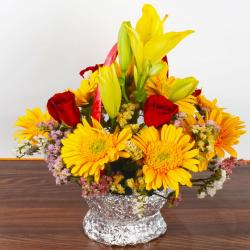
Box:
[83,209,167,246]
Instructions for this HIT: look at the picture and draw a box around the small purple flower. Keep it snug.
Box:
[42,125,72,185]
[217,157,247,175]
[47,144,54,151]
[56,130,63,136]
[80,176,112,197]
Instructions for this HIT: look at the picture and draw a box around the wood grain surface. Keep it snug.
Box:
[0,160,250,250]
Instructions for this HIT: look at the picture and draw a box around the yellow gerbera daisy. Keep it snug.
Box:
[61,118,132,182]
[145,61,169,96]
[184,114,217,171]
[74,70,98,106]
[207,109,246,158]
[15,107,50,142]
[145,62,197,115]
[196,95,219,111]
[176,95,197,115]
[185,108,245,163]
[132,124,199,196]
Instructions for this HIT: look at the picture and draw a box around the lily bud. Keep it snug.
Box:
[124,24,144,74]
[98,64,121,119]
[148,62,165,76]
[168,77,199,102]
[118,22,132,73]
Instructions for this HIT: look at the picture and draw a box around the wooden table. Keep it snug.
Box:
[0,161,250,250]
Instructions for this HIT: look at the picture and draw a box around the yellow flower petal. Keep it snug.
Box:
[144,30,194,64]
[14,107,50,142]
[133,124,199,194]
[98,64,122,119]
[136,4,166,44]
[61,119,132,181]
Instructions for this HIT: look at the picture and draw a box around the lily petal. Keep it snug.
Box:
[144,30,194,64]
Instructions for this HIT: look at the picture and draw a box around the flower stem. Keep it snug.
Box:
[153,191,168,200]
[110,118,116,131]
[191,178,210,183]
[134,73,149,103]
[120,74,129,102]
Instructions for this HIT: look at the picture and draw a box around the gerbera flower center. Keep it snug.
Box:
[80,133,113,161]
[89,139,107,154]
[145,142,183,172]
[157,152,170,161]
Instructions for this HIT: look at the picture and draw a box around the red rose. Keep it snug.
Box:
[47,91,81,127]
[144,95,179,128]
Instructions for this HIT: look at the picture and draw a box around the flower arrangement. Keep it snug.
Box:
[15,4,246,216]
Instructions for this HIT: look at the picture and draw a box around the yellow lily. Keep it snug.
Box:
[123,4,194,102]
[125,24,193,74]
[131,4,194,68]
[143,31,194,65]
[136,3,167,44]
[98,64,121,119]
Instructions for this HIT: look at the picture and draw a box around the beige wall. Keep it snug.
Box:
[0,0,249,158]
